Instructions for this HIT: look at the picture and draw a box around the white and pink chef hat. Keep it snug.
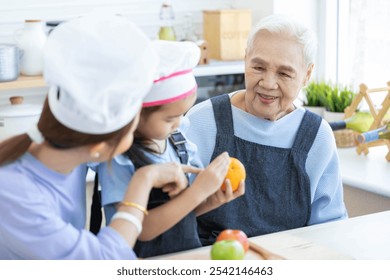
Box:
[143,40,201,107]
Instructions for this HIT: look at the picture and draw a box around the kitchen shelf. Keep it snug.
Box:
[194,60,244,77]
[0,60,245,91]
[0,75,46,91]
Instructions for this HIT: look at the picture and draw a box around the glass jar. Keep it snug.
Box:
[158,2,176,41]
[183,13,197,42]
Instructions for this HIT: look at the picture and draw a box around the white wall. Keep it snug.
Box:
[273,0,317,30]
[0,0,319,42]
[232,0,274,25]
[0,0,235,43]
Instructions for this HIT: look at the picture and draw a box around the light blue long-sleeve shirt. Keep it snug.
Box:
[0,153,136,259]
[185,92,348,225]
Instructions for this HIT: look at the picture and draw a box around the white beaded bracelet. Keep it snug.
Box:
[111,212,142,235]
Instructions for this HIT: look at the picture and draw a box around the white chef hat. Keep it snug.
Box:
[142,40,200,107]
[44,13,158,134]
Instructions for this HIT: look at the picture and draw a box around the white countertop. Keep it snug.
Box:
[338,146,390,197]
[194,60,244,77]
[153,210,390,260]
[253,210,390,259]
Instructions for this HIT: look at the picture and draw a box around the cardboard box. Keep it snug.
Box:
[203,9,252,61]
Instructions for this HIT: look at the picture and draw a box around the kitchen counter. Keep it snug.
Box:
[0,60,245,93]
[338,146,390,197]
[193,60,244,77]
[150,210,390,260]
[0,75,46,91]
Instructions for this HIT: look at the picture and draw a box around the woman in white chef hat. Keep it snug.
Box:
[97,40,245,258]
[0,14,209,260]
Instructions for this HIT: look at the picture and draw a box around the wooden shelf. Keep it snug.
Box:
[193,60,244,77]
[0,61,244,91]
[0,75,46,91]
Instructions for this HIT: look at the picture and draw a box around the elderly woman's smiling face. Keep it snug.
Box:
[244,30,313,121]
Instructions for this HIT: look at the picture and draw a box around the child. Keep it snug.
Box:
[97,40,245,258]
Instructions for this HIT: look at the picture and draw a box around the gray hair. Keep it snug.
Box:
[247,14,317,67]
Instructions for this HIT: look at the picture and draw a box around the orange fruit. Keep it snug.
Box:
[216,229,249,253]
[221,157,246,192]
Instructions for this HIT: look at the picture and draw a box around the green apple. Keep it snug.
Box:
[210,240,245,260]
[216,229,249,252]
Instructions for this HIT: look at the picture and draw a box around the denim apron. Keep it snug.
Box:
[133,136,202,258]
[197,94,321,245]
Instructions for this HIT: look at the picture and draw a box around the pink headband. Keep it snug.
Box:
[142,68,197,107]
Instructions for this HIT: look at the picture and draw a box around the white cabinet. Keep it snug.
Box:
[338,146,390,217]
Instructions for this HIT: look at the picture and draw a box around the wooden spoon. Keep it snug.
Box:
[249,241,285,260]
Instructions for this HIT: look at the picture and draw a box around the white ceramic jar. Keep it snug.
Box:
[14,20,47,76]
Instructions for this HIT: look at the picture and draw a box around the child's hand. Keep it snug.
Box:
[137,162,187,190]
[195,178,245,216]
[137,162,202,195]
[162,164,203,197]
[191,152,230,198]
[207,179,245,206]
[162,183,185,197]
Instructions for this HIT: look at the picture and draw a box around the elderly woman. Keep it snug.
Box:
[185,14,348,245]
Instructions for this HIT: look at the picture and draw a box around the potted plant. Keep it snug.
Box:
[323,84,355,122]
[302,80,330,117]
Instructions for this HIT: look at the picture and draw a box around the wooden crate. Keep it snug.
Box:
[203,9,252,61]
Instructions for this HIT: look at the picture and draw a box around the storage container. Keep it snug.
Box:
[203,9,252,61]
[14,20,47,76]
[334,129,358,148]
[0,96,42,141]
[0,44,21,82]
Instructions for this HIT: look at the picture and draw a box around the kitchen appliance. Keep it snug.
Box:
[0,96,42,141]
[195,73,245,104]
[0,44,21,82]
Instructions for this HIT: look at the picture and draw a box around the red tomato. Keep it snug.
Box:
[216,229,249,253]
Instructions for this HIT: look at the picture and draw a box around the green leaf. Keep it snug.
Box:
[305,80,355,112]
